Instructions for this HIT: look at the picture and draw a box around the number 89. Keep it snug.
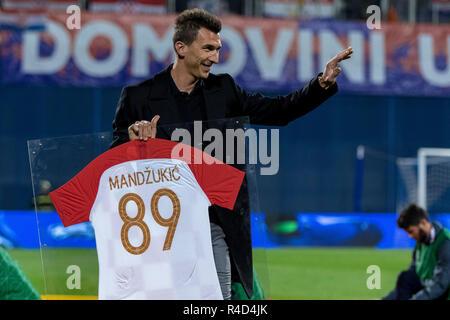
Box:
[118,188,181,255]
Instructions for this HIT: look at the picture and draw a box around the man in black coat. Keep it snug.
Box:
[111,8,352,299]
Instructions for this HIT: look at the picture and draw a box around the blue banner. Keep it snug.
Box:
[2,210,450,249]
[1,13,450,96]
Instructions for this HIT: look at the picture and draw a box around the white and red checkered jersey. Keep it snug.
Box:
[49,138,245,300]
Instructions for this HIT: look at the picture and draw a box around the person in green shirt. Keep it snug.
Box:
[383,204,450,300]
[0,246,41,300]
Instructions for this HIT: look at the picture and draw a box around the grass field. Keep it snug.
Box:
[8,247,411,300]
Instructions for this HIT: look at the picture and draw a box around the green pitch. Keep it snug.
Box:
[8,247,411,299]
[253,247,411,300]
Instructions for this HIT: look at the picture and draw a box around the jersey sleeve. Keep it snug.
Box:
[49,162,100,227]
[48,139,154,227]
[188,149,245,211]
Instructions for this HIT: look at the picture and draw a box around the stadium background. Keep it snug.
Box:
[0,0,449,299]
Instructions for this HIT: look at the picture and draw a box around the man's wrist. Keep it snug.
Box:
[318,76,325,88]
[317,74,336,90]
[318,75,332,90]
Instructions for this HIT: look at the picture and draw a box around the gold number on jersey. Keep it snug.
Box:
[151,188,181,251]
[118,193,151,255]
[118,189,181,254]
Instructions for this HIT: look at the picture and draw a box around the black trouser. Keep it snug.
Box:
[384,269,424,300]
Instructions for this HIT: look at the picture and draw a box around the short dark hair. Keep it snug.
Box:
[172,8,222,46]
[397,204,429,229]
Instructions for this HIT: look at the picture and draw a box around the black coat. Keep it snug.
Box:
[110,65,338,298]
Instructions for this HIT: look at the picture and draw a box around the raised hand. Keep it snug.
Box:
[319,46,353,89]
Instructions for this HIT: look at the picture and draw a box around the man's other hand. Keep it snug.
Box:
[128,115,160,141]
[319,46,353,89]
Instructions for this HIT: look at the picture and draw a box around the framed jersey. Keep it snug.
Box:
[28,117,269,300]
[49,138,245,299]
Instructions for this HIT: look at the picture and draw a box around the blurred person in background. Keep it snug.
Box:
[340,0,381,20]
[111,8,351,300]
[383,204,450,300]
[187,0,228,15]
[0,246,41,300]
[386,4,399,22]
[175,0,243,15]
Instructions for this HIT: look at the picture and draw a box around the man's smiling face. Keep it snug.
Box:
[183,27,221,79]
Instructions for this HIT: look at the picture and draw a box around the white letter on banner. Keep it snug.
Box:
[74,21,128,77]
[245,28,294,81]
[132,25,174,77]
[370,32,386,85]
[319,30,364,83]
[212,27,246,77]
[22,21,70,74]
[418,34,450,87]
[298,29,314,82]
